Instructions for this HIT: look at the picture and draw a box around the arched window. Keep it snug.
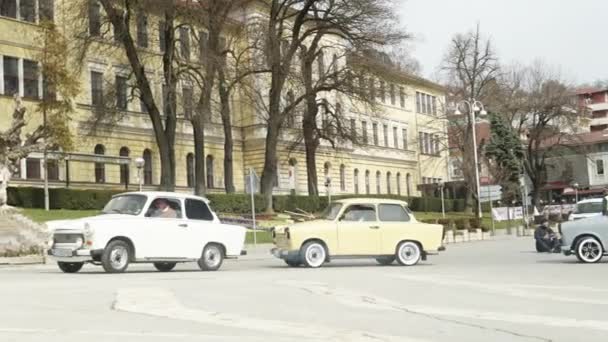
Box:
[387,172,392,195]
[119,147,129,186]
[376,171,381,194]
[186,153,194,187]
[143,149,153,185]
[354,169,359,194]
[206,155,214,189]
[397,173,402,195]
[406,173,412,196]
[94,144,105,183]
[288,158,297,192]
[365,170,370,194]
[339,164,346,191]
[286,90,295,128]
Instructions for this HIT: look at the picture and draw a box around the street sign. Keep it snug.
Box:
[479,185,502,202]
[245,168,259,194]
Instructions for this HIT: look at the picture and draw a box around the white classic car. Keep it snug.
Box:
[47,192,246,273]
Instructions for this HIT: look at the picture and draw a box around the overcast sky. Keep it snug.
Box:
[397,0,607,85]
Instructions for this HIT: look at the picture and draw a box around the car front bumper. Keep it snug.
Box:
[47,248,102,263]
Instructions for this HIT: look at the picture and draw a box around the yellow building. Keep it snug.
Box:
[0,0,448,197]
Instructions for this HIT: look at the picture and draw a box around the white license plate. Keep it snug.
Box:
[52,249,73,257]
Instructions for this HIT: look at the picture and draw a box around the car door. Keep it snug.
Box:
[336,204,381,255]
[377,203,414,254]
[182,198,216,258]
[141,197,188,259]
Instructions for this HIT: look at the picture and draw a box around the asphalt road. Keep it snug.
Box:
[1,236,607,342]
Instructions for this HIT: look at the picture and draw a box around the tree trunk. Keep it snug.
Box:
[192,114,206,196]
[303,120,319,196]
[301,50,320,196]
[218,70,235,193]
[260,122,280,214]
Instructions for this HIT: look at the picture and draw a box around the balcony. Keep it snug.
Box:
[591,116,608,127]
[588,102,608,112]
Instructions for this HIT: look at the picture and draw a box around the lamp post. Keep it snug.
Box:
[455,99,487,219]
[572,182,579,203]
[439,180,446,218]
[135,157,145,192]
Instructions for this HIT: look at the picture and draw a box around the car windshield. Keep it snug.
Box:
[102,195,148,215]
[574,201,603,214]
[321,203,343,220]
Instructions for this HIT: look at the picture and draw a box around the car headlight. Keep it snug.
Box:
[75,236,84,247]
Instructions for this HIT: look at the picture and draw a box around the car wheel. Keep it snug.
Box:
[57,262,84,273]
[153,262,177,272]
[576,237,604,264]
[376,256,395,266]
[101,240,131,273]
[395,241,422,266]
[300,241,327,268]
[198,244,224,271]
[285,259,301,267]
[535,240,545,253]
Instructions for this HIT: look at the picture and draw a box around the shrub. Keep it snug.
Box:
[452,199,466,212]
[454,218,470,230]
[469,218,482,229]
[437,218,453,231]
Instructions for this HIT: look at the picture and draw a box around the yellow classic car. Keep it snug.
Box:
[270,198,445,268]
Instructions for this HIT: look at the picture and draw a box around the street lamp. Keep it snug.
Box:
[572,182,579,203]
[135,157,145,191]
[455,99,487,219]
[438,180,446,218]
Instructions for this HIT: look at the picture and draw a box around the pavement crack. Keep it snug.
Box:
[392,305,552,342]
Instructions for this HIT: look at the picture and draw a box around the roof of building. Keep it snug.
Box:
[576,87,608,95]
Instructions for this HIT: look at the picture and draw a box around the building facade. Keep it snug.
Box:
[578,88,608,132]
[0,0,449,197]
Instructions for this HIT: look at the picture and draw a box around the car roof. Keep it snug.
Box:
[577,198,604,204]
[115,191,210,203]
[334,198,409,206]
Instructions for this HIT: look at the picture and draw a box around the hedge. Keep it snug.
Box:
[7,187,465,214]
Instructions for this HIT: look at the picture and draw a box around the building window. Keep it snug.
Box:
[426,94,432,114]
[47,159,59,181]
[406,173,412,196]
[39,0,54,22]
[162,84,170,116]
[387,172,392,195]
[340,164,346,191]
[23,60,39,99]
[369,78,376,101]
[424,132,430,154]
[183,86,193,119]
[91,71,103,107]
[396,173,402,195]
[199,30,209,62]
[350,119,356,141]
[180,27,190,60]
[119,147,129,186]
[187,153,194,187]
[399,87,405,108]
[373,123,379,146]
[597,159,605,175]
[393,127,398,148]
[358,75,366,98]
[376,171,381,194]
[3,56,18,96]
[432,96,437,115]
[94,144,105,183]
[286,90,295,127]
[26,158,41,179]
[434,134,440,155]
[402,129,408,150]
[137,12,148,48]
[419,132,424,153]
[383,124,389,147]
[365,170,370,194]
[89,0,101,37]
[159,21,166,53]
[416,92,421,113]
[317,51,325,79]
[206,155,214,189]
[143,149,152,185]
[115,75,128,110]
[390,84,396,105]
[354,169,359,194]
[0,0,17,18]
[379,81,386,102]
[362,121,368,144]
[20,0,35,22]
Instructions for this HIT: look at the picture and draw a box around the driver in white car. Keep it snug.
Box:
[150,198,177,218]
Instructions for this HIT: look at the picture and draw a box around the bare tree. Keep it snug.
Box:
[441,24,500,214]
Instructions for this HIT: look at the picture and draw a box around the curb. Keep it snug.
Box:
[0,255,45,265]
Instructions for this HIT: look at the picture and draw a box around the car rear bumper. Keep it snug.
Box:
[270,247,299,260]
[47,248,102,263]
[561,246,573,256]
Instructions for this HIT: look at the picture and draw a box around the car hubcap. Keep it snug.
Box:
[204,246,221,268]
[306,244,325,267]
[400,243,420,264]
[110,246,128,269]
[581,240,602,261]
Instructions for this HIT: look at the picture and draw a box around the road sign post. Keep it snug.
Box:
[247,168,259,247]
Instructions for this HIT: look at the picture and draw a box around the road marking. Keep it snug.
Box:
[280,280,608,333]
[391,274,608,305]
[113,287,422,342]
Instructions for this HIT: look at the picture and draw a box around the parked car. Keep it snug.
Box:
[560,196,608,263]
[270,198,444,268]
[569,198,604,221]
[47,192,246,273]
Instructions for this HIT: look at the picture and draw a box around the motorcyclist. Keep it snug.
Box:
[534,220,561,253]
